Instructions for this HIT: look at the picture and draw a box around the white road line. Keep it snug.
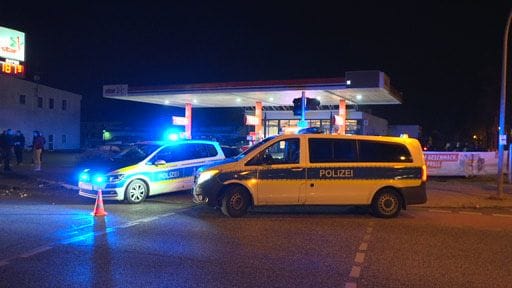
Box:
[349,266,361,278]
[359,242,368,251]
[429,209,452,213]
[345,283,357,288]
[119,221,140,228]
[354,252,365,263]
[19,246,52,258]
[459,211,482,216]
[492,214,512,218]
[139,216,160,222]
[0,211,180,268]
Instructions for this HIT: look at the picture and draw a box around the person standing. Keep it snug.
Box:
[1,129,15,171]
[32,131,45,171]
[13,130,25,165]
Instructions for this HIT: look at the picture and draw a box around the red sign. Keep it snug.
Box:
[172,116,189,126]
[245,115,259,126]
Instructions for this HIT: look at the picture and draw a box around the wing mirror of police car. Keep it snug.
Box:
[154,159,167,166]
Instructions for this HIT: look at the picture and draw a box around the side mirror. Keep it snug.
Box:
[154,159,167,166]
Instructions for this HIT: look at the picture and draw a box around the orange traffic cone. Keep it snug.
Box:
[91,189,108,216]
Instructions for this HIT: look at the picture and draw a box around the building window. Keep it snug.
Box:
[62,99,67,110]
[19,94,26,104]
[37,97,43,108]
[62,134,67,144]
[49,98,54,109]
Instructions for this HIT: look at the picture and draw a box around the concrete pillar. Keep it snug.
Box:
[185,103,192,139]
[338,100,346,135]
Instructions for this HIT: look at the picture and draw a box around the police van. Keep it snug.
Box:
[79,140,225,203]
[193,133,427,218]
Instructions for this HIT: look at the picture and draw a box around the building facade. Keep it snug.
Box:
[0,74,82,150]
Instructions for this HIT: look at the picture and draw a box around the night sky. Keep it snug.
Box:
[1,1,511,145]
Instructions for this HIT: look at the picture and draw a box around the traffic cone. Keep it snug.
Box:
[91,189,108,216]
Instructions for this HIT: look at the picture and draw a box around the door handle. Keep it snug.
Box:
[291,168,303,171]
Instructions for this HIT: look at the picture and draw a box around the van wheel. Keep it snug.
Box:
[221,186,249,217]
[125,179,148,204]
[371,188,402,218]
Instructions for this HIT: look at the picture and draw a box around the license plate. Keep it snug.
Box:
[79,182,92,190]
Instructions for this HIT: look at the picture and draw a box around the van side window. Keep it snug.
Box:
[247,138,300,165]
[309,139,357,163]
[358,141,412,163]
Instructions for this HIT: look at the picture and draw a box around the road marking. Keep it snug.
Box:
[354,252,365,263]
[345,222,374,287]
[119,221,140,228]
[349,266,361,278]
[492,213,512,218]
[139,216,160,222]
[0,210,180,267]
[459,211,482,216]
[428,209,451,213]
[20,246,52,258]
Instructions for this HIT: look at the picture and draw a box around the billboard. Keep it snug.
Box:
[0,26,25,61]
[424,151,507,177]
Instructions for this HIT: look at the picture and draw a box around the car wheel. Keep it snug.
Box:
[371,188,402,218]
[221,186,249,217]
[125,179,148,204]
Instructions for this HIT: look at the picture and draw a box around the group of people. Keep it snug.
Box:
[0,129,46,172]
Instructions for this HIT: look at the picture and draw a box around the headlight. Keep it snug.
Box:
[196,170,219,185]
[108,174,125,183]
[79,171,90,182]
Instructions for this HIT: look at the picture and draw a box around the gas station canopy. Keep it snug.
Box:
[103,70,402,108]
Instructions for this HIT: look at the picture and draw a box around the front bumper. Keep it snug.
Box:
[78,182,122,200]
[193,177,224,207]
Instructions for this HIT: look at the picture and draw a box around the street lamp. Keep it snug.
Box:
[497,8,512,198]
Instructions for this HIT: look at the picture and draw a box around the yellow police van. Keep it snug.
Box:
[193,132,427,218]
[79,140,225,203]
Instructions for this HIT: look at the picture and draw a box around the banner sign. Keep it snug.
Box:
[424,151,507,176]
[0,26,25,61]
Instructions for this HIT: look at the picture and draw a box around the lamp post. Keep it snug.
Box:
[497,8,512,198]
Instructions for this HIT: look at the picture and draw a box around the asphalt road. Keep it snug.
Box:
[0,190,511,288]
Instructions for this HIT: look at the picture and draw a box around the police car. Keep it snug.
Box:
[193,133,427,218]
[79,140,225,203]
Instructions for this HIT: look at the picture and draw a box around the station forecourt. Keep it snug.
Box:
[102,70,403,142]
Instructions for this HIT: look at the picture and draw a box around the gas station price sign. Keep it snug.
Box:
[1,60,24,77]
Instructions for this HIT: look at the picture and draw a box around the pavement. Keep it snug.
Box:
[2,151,512,209]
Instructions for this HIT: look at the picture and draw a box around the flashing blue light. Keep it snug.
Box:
[297,120,309,129]
[163,128,184,142]
[79,172,90,181]
[168,133,179,141]
[93,174,105,184]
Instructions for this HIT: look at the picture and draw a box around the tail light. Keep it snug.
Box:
[421,164,427,182]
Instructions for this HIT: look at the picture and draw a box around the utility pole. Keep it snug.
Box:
[497,8,512,198]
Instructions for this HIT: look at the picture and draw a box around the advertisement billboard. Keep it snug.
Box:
[0,26,25,62]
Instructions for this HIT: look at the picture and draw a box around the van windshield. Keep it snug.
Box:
[112,144,161,164]
[235,135,277,160]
